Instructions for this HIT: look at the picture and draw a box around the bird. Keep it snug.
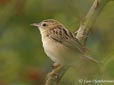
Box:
[31,19,99,68]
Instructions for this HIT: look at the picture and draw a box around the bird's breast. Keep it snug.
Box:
[41,36,80,64]
[41,36,68,63]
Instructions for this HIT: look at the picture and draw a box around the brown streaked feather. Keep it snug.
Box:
[48,25,86,53]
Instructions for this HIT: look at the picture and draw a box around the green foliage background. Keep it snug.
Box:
[0,0,114,85]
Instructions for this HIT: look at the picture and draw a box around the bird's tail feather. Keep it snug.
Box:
[83,54,102,65]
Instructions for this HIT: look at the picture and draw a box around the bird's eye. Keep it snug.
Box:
[42,23,47,27]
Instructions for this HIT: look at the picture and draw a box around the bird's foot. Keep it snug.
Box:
[47,63,62,81]
[52,63,61,69]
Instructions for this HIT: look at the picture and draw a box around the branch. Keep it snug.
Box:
[45,65,69,85]
[75,0,110,45]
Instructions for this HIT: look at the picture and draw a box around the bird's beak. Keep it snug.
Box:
[30,23,40,27]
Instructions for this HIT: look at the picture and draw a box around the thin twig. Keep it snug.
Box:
[75,0,109,45]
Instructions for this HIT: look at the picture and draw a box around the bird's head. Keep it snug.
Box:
[31,19,62,33]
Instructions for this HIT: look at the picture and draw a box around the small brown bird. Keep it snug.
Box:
[31,19,98,67]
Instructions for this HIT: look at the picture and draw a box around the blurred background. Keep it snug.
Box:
[0,0,114,85]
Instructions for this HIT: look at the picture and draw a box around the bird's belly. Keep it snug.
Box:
[42,37,79,64]
[43,39,66,64]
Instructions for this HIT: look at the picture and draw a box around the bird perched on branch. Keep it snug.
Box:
[31,19,99,68]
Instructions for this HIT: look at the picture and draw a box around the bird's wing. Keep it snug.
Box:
[48,26,86,53]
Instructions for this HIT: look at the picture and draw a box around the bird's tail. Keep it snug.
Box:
[83,54,102,65]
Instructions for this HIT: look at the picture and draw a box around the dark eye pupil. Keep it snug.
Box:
[42,23,47,26]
